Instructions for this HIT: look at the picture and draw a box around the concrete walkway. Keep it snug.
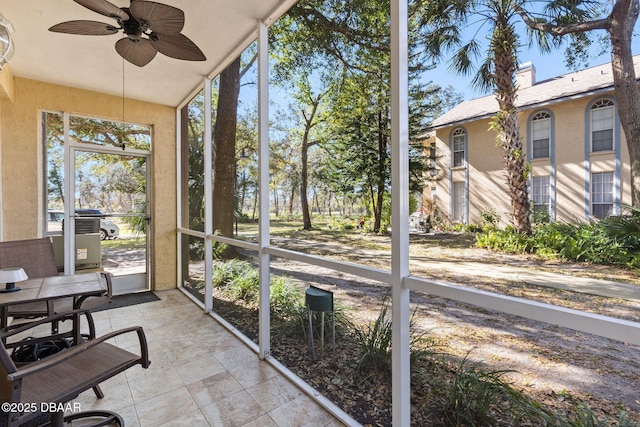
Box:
[271,236,640,303]
[422,259,640,302]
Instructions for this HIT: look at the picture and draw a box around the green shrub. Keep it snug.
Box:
[352,303,393,374]
[552,402,638,427]
[212,260,309,315]
[350,301,430,377]
[212,259,253,289]
[428,353,552,427]
[270,276,304,317]
[476,218,639,269]
[531,208,551,225]
[476,227,532,253]
[480,207,500,229]
[598,205,640,251]
[226,267,259,303]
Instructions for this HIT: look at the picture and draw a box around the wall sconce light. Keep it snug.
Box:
[0,14,15,70]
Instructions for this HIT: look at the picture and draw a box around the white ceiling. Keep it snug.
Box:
[0,0,295,106]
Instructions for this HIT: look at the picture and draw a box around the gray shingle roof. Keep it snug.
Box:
[431,55,640,129]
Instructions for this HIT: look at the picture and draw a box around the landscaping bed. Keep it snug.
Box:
[195,231,640,425]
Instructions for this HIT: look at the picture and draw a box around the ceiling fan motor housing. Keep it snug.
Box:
[120,8,143,41]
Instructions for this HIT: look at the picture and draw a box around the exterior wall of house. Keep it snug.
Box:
[431,118,512,226]
[430,91,632,227]
[0,76,177,290]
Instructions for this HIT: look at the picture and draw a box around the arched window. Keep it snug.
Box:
[590,99,615,152]
[451,127,466,168]
[531,111,551,159]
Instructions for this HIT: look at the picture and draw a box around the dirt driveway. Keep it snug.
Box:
[267,231,640,420]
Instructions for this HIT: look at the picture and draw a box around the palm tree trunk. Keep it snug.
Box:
[492,19,532,234]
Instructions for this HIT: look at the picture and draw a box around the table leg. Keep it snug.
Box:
[72,311,81,346]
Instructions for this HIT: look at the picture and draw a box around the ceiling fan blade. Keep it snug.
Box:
[130,1,184,34]
[74,0,129,21]
[49,20,119,36]
[115,37,157,67]
[150,33,206,61]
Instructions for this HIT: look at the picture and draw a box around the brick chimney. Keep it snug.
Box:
[516,62,536,89]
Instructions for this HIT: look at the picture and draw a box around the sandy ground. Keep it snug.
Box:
[265,232,640,419]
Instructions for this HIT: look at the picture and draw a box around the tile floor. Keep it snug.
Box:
[68,289,347,427]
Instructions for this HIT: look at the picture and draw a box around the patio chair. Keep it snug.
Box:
[0,238,112,328]
[0,238,60,322]
[0,309,150,427]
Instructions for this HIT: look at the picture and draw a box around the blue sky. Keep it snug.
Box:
[426,35,640,101]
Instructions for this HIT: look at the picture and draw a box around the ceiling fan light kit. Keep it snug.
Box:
[0,13,15,70]
[49,0,206,67]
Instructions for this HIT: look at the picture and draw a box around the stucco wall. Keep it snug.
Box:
[0,77,177,290]
[432,92,632,226]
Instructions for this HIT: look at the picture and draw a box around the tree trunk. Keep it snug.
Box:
[273,189,280,217]
[374,187,384,232]
[239,172,247,215]
[372,109,388,233]
[609,0,640,207]
[213,57,241,256]
[300,94,322,230]
[301,138,312,229]
[492,19,532,234]
[289,184,296,215]
[252,186,258,220]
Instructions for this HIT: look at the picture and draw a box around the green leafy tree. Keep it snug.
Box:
[330,71,391,232]
[44,112,150,214]
[185,90,206,232]
[292,78,330,229]
[270,0,457,232]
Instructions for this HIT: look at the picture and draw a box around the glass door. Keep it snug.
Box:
[43,111,152,295]
[73,150,149,294]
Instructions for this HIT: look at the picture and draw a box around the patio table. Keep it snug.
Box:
[0,272,107,334]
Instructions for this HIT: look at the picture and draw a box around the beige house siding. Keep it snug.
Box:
[0,76,177,290]
[431,91,632,226]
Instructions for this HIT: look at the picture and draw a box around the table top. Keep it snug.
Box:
[0,272,106,307]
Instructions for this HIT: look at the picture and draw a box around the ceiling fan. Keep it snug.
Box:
[49,0,206,67]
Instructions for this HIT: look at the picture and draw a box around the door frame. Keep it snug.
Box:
[53,111,152,293]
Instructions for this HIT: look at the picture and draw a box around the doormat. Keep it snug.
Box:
[94,291,160,312]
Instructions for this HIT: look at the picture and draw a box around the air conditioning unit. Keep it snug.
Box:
[50,233,102,271]
[62,217,100,234]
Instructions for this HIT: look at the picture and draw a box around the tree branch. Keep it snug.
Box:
[516,7,611,35]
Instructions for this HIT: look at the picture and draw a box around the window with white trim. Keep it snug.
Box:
[591,172,614,218]
[453,181,465,222]
[590,99,614,152]
[452,128,466,168]
[532,175,550,214]
[531,112,550,159]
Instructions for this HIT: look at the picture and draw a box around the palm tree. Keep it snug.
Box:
[425,0,532,234]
